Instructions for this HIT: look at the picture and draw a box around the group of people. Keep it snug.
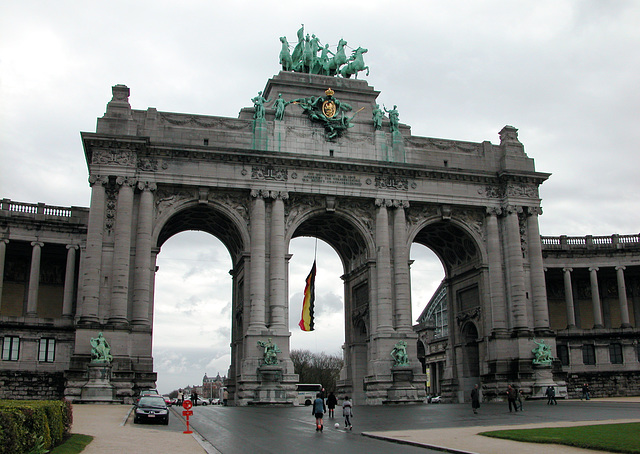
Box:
[312,388,353,432]
[472,382,583,413]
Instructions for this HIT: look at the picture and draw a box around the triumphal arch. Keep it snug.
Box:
[5,31,556,405]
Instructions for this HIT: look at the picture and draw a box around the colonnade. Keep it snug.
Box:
[559,266,633,329]
[0,239,78,318]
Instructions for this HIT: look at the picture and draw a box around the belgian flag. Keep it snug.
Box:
[299,260,316,331]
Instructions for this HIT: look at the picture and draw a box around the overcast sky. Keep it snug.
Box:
[2,1,638,393]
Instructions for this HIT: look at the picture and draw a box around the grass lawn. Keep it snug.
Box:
[480,422,640,454]
[48,434,94,454]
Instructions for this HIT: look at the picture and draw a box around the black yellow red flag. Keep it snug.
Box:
[299,260,316,331]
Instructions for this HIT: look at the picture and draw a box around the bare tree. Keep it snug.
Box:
[291,349,343,391]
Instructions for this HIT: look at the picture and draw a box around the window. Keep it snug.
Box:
[557,344,570,366]
[609,343,623,364]
[582,344,596,365]
[38,338,56,362]
[2,336,20,361]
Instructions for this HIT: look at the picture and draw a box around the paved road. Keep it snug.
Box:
[175,399,640,454]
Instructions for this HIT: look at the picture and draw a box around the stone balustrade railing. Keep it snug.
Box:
[1,198,89,222]
[541,233,640,250]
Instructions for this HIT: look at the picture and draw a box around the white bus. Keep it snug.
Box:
[296,384,322,406]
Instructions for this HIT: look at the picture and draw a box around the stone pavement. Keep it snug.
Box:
[71,404,213,454]
[364,397,640,454]
[71,398,640,454]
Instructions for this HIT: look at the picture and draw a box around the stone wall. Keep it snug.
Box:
[0,370,66,400]
[566,371,640,398]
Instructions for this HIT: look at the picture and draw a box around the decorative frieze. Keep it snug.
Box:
[251,166,288,181]
[375,175,409,191]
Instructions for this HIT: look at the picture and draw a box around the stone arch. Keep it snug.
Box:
[285,201,375,403]
[152,196,249,263]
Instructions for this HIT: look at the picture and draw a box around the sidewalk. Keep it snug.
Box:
[364,397,640,454]
[71,404,210,454]
[364,418,640,454]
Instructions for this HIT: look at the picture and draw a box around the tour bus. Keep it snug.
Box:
[296,383,323,406]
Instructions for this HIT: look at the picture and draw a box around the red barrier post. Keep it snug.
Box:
[182,399,194,434]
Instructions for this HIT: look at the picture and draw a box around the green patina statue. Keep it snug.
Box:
[292,88,363,139]
[384,105,400,133]
[372,104,384,131]
[279,26,368,78]
[90,332,113,363]
[532,339,553,366]
[258,338,281,366]
[273,94,291,121]
[251,91,271,120]
[391,340,409,366]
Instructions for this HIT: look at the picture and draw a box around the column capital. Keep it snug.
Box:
[88,174,108,186]
[375,198,393,207]
[562,267,573,273]
[502,204,523,215]
[389,200,409,208]
[589,266,599,272]
[267,190,289,200]
[250,188,271,199]
[137,181,157,191]
[0,238,8,245]
[485,206,502,216]
[615,265,626,271]
[66,244,79,250]
[30,241,44,248]
[115,176,136,187]
[526,206,543,216]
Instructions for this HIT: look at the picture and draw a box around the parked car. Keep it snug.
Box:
[134,395,169,425]
[135,389,159,404]
[430,396,441,404]
[210,398,221,405]
[195,396,208,406]
[162,395,172,406]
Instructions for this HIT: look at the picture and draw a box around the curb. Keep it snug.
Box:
[170,406,221,454]
[362,432,479,454]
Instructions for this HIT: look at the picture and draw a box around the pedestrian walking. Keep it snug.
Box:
[223,389,229,406]
[326,392,337,418]
[471,384,480,414]
[312,393,326,431]
[517,389,524,411]
[581,383,590,400]
[177,389,184,405]
[192,390,198,406]
[507,384,518,412]
[342,395,353,430]
[545,386,557,405]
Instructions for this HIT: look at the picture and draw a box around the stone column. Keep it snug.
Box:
[26,241,44,316]
[268,192,287,330]
[0,239,8,311]
[526,207,550,330]
[615,266,631,328]
[392,201,412,332]
[132,182,156,326]
[109,177,135,325]
[62,245,79,318]
[79,175,107,324]
[504,205,528,329]
[375,199,393,333]
[249,190,267,332]
[485,208,507,333]
[589,267,603,328]
[562,268,576,328]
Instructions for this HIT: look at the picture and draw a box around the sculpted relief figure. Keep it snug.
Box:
[532,339,553,366]
[391,340,409,366]
[90,332,113,363]
[273,94,291,121]
[258,338,281,366]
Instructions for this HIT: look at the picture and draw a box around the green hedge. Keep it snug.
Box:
[0,400,72,454]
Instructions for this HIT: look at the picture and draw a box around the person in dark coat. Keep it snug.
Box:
[471,384,480,414]
[546,386,557,405]
[326,392,338,418]
[312,393,326,431]
[507,384,518,412]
